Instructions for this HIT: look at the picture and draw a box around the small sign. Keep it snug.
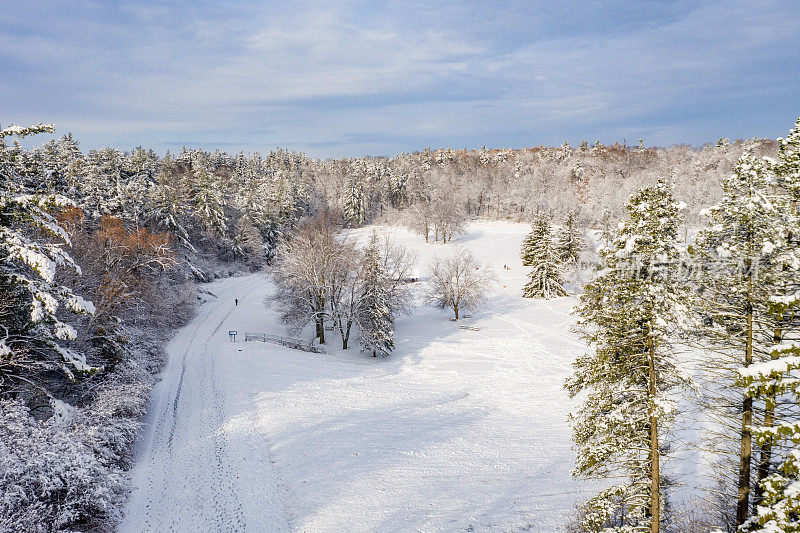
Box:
[229,330,237,342]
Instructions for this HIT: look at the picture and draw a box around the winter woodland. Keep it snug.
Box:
[1,116,799,532]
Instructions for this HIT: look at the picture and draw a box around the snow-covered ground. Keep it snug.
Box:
[121,221,600,532]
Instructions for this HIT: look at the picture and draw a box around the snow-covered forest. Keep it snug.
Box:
[1,113,799,532]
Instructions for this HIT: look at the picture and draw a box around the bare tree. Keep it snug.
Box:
[433,192,467,243]
[376,234,416,314]
[406,202,433,242]
[427,247,493,319]
[327,241,362,349]
[272,210,344,344]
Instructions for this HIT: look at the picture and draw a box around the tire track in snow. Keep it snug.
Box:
[137,294,230,531]
[124,275,263,532]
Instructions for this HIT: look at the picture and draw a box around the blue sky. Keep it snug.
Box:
[1,1,799,157]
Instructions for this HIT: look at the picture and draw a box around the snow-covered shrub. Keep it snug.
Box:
[0,400,127,531]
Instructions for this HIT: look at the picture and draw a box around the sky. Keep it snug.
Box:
[1,1,799,158]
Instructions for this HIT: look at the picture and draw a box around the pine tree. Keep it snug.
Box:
[56,133,84,193]
[343,174,366,227]
[232,214,264,267]
[0,123,97,396]
[191,165,227,238]
[566,180,689,533]
[556,212,585,264]
[690,152,782,526]
[358,234,395,357]
[738,116,800,532]
[147,172,193,250]
[598,209,616,250]
[522,230,566,298]
[521,214,551,266]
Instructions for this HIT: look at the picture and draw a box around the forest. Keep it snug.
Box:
[1,115,798,532]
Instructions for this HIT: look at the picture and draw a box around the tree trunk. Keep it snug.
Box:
[342,319,352,350]
[736,304,754,526]
[755,326,782,506]
[647,329,660,533]
[316,315,325,344]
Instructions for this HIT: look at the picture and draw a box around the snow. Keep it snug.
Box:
[122,221,598,531]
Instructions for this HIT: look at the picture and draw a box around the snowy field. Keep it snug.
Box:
[121,221,601,532]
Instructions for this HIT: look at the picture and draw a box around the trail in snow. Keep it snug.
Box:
[122,221,603,532]
[121,274,291,533]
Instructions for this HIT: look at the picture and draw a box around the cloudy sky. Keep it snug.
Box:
[2,1,799,157]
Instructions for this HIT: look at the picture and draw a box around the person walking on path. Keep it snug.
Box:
[235,298,238,306]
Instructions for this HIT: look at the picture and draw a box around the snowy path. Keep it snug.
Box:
[121,274,291,532]
[122,221,597,532]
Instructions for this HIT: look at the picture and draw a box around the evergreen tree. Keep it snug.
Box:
[522,230,566,299]
[147,172,193,250]
[521,214,551,266]
[343,174,366,227]
[232,214,264,267]
[556,212,585,264]
[0,123,96,396]
[598,208,616,250]
[191,165,227,238]
[738,117,800,532]
[566,180,689,533]
[56,133,84,192]
[358,234,395,357]
[690,152,783,527]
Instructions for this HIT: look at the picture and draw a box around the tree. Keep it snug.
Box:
[427,247,493,320]
[191,165,227,238]
[232,214,265,267]
[358,233,395,357]
[522,230,566,299]
[64,213,174,367]
[566,180,689,533]
[327,239,361,350]
[0,123,96,399]
[738,116,800,532]
[521,214,551,266]
[146,171,193,251]
[556,212,585,264]
[407,201,434,243]
[433,191,467,243]
[272,211,344,344]
[342,174,366,227]
[690,152,783,527]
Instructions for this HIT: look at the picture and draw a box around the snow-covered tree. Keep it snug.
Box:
[522,229,566,299]
[427,247,493,320]
[78,146,126,217]
[566,180,690,532]
[232,214,264,267]
[737,116,800,532]
[432,190,466,243]
[191,165,227,238]
[273,211,344,344]
[738,307,800,533]
[358,233,395,357]
[327,238,361,350]
[520,214,551,266]
[0,123,96,397]
[690,152,784,527]
[407,201,434,243]
[342,174,366,227]
[556,212,585,264]
[146,171,193,251]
